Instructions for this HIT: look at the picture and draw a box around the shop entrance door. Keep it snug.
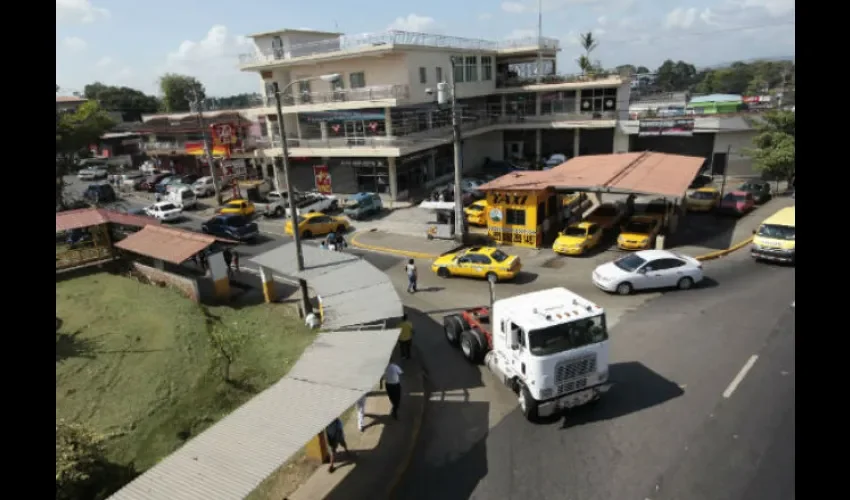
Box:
[345,121,366,146]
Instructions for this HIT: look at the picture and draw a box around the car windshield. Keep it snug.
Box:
[491,249,509,262]
[623,221,654,233]
[563,227,587,237]
[467,204,483,212]
[757,223,795,240]
[159,203,177,211]
[294,216,307,224]
[345,199,360,208]
[225,202,242,209]
[690,191,716,200]
[225,216,248,226]
[528,314,608,356]
[740,183,763,191]
[614,254,647,272]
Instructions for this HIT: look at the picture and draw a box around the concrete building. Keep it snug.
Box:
[236,28,633,200]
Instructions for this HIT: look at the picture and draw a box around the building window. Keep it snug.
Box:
[482,56,493,81]
[505,208,526,226]
[465,56,478,82]
[419,67,427,84]
[272,36,284,59]
[354,165,390,193]
[436,67,443,83]
[453,60,465,83]
[580,87,618,113]
[350,72,366,89]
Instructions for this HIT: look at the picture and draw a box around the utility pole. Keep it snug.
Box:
[718,144,731,199]
[191,88,223,205]
[271,80,311,317]
[445,57,465,243]
[535,0,543,84]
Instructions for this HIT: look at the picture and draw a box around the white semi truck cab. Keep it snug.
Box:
[443,287,612,421]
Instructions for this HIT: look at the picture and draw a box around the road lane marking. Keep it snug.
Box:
[723,355,759,399]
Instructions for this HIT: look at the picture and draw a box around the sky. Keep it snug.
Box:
[56,0,795,98]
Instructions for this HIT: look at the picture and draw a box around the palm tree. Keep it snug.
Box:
[577,32,599,76]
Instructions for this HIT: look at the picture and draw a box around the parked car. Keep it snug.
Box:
[144,202,183,222]
[719,191,755,216]
[343,192,383,220]
[155,176,180,195]
[82,183,117,204]
[285,213,350,238]
[77,167,108,181]
[140,173,171,192]
[464,199,489,226]
[284,192,338,218]
[165,186,197,210]
[737,180,771,204]
[120,171,146,189]
[192,176,216,197]
[219,199,256,217]
[585,202,627,231]
[592,249,704,295]
[180,174,200,185]
[544,153,569,169]
[553,221,604,256]
[685,187,721,212]
[688,174,713,189]
[431,246,521,283]
[617,215,662,251]
[201,214,259,242]
[255,190,299,218]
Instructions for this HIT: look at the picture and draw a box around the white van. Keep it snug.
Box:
[192,176,215,197]
[166,186,197,210]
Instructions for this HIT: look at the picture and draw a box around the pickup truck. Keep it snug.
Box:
[284,192,338,218]
[254,191,298,218]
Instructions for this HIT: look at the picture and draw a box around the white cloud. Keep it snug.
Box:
[161,25,258,96]
[597,16,608,26]
[478,13,493,21]
[387,14,436,32]
[96,56,112,67]
[56,0,109,23]
[664,7,698,29]
[739,0,795,16]
[501,1,527,13]
[62,36,88,51]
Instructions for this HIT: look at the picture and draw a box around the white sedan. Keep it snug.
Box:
[592,249,704,295]
[145,202,183,222]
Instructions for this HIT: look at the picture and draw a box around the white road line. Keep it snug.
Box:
[723,355,759,399]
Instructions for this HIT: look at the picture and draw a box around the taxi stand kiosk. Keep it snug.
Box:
[484,189,563,249]
[420,200,468,240]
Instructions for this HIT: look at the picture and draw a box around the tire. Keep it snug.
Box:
[273,206,283,217]
[518,383,540,422]
[437,267,450,278]
[337,225,347,234]
[460,329,484,363]
[677,277,694,290]
[302,230,312,238]
[616,282,633,295]
[443,314,466,346]
[485,272,498,284]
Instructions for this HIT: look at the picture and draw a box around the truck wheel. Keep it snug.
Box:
[437,267,450,278]
[273,206,283,217]
[443,314,466,346]
[518,384,540,422]
[616,282,633,295]
[460,328,485,364]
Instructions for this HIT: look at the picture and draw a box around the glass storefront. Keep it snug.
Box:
[329,158,390,194]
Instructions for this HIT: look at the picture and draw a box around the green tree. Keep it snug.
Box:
[158,74,205,112]
[577,32,599,75]
[56,101,115,208]
[654,60,698,92]
[208,325,247,382]
[83,82,160,121]
[744,110,795,183]
[56,420,106,500]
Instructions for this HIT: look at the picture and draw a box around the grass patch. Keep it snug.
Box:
[56,272,315,493]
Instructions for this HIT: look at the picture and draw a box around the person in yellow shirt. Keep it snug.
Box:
[398,314,414,360]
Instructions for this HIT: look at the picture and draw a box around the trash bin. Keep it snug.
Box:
[655,235,666,249]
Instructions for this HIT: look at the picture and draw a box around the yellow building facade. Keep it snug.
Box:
[485,189,561,249]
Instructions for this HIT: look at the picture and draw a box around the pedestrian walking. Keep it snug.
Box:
[334,232,347,251]
[355,395,367,432]
[199,252,208,272]
[381,362,404,420]
[398,314,414,360]
[223,248,233,276]
[324,417,352,473]
[405,259,418,293]
[232,250,240,273]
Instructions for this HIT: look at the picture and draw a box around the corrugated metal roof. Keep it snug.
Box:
[114,225,218,264]
[250,243,361,280]
[108,328,400,500]
[56,208,159,232]
[479,152,705,199]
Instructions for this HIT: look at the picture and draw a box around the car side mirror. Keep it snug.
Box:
[637,268,647,274]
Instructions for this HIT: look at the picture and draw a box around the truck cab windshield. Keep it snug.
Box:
[528,315,608,356]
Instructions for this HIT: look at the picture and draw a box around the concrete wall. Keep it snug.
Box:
[462,131,503,172]
[131,262,200,303]
[714,130,758,177]
[402,50,498,104]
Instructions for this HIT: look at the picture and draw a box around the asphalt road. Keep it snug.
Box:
[395,250,795,500]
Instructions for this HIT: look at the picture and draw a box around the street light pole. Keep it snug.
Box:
[448,57,465,243]
[191,88,223,206]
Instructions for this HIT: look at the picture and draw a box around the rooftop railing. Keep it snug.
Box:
[238,30,560,65]
[268,84,409,106]
[497,70,625,88]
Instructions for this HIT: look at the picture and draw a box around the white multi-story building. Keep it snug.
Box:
[237,28,633,200]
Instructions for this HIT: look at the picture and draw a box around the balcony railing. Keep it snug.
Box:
[260,135,416,149]
[266,84,409,106]
[238,30,560,66]
[497,70,624,88]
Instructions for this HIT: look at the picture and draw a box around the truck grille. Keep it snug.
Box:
[555,354,597,395]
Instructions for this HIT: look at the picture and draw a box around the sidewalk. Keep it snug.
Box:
[351,230,462,258]
[288,352,427,500]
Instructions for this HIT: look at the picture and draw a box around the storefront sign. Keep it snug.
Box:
[338,159,385,168]
[489,226,538,245]
[488,208,503,222]
[638,118,695,137]
[313,165,332,194]
[185,141,229,157]
[489,193,530,205]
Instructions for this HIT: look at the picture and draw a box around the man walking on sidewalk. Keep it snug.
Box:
[405,259,418,294]
[398,314,414,360]
[324,417,353,473]
[381,362,403,420]
[356,395,366,432]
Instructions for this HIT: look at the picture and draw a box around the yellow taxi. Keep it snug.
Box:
[561,191,585,207]
[219,199,256,217]
[685,187,721,212]
[285,213,350,238]
[617,215,662,250]
[553,221,604,256]
[464,199,489,226]
[431,246,521,282]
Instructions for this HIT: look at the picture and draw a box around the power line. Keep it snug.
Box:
[603,20,795,46]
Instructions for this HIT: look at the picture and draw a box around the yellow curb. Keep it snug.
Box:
[350,231,441,260]
[694,236,754,261]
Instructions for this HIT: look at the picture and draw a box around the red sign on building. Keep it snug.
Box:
[313,165,332,194]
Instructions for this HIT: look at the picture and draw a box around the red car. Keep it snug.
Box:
[719,190,755,216]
